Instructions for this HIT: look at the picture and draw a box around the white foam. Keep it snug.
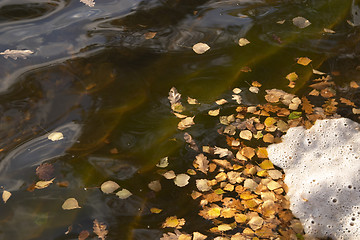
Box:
[267,118,360,239]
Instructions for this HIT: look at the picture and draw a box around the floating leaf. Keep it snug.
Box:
[168,87,181,105]
[194,153,209,174]
[178,117,195,130]
[78,230,90,240]
[196,179,211,192]
[340,98,356,107]
[240,130,252,140]
[2,190,11,203]
[241,147,255,159]
[101,181,120,194]
[208,109,220,116]
[93,219,108,240]
[150,208,163,214]
[214,147,232,158]
[288,111,302,119]
[48,132,64,141]
[248,216,264,230]
[259,160,274,170]
[36,163,55,180]
[193,43,210,54]
[174,174,190,187]
[162,216,185,229]
[350,81,359,88]
[80,0,95,7]
[232,95,242,104]
[233,88,242,94]
[297,57,312,66]
[116,189,132,199]
[193,232,207,240]
[286,72,298,82]
[148,180,162,192]
[173,112,187,119]
[264,117,276,127]
[187,97,199,105]
[323,28,335,33]
[292,16,311,28]
[302,96,314,114]
[62,198,81,210]
[0,49,33,59]
[263,133,274,143]
[163,170,176,179]
[249,86,259,94]
[353,108,360,114]
[312,69,326,75]
[199,205,221,219]
[216,99,227,105]
[238,38,250,46]
[156,157,169,168]
[218,224,232,231]
[35,178,55,189]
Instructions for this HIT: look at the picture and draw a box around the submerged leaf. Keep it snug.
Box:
[292,16,311,28]
[148,180,162,192]
[93,219,108,240]
[36,163,55,180]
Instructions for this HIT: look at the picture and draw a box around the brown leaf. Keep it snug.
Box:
[78,230,90,240]
[350,81,359,88]
[212,159,233,170]
[36,163,55,180]
[297,57,312,66]
[144,32,157,39]
[168,87,181,105]
[308,89,319,96]
[301,96,314,114]
[162,216,185,229]
[93,219,108,240]
[178,117,195,130]
[194,153,209,174]
[340,97,356,107]
[320,88,335,98]
[241,147,255,159]
[184,132,199,151]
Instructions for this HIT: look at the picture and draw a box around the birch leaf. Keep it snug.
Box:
[80,0,95,7]
[35,178,55,189]
[174,174,190,187]
[101,181,120,194]
[292,16,311,28]
[208,109,220,116]
[238,38,250,46]
[312,69,326,75]
[116,189,132,199]
[62,198,81,210]
[232,95,242,104]
[216,99,227,105]
[240,130,252,140]
[196,179,211,192]
[2,190,11,203]
[93,219,108,240]
[0,49,33,59]
[187,97,199,104]
[193,43,210,54]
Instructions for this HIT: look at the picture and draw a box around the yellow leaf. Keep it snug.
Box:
[48,132,64,141]
[101,180,120,194]
[207,207,221,218]
[187,96,199,105]
[208,109,220,116]
[297,57,312,66]
[256,148,268,158]
[150,208,163,214]
[178,116,195,130]
[241,147,255,159]
[35,178,55,189]
[240,130,252,140]
[116,189,132,199]
[264,117,276,127]
[193,43,210,54]
[238,38,250,46]
[259,160,274,170]
[218,224,232,231]
[286,72,298,82]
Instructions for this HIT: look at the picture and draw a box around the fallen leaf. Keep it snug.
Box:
[162,216,185,229]
[168,87,181,105]
[208,109,220,116]
[101,181,120,194]
[193,232,207,240]
[150,208,163,214]
[277,20,285,24]
[163,170,176,179]
[116,189,132,199]
[218,224,232,231]
[309,89,319,96]
[173,112,187,118]
[156,157,169,168]
[2,190,11,203]
[248,216,264,230]
[323,28,335,33]
[48,132,64,141]
[78,230,90,240]
[193,43,210,54]
[353,108,360,114]
[80,0,95,7]
[232,95,242,104]
[252,81,262,87]
[148,180,162,192]
[194,153,209,174]
[174,174,190,187]
[233,88,242,94]
[36,163,55,180]
[292,16,311,28]
[312,69,326,75]
[144,32,157,39]
[0,49,34,59]
[302,96,314,114]
[249,86,259,94]
[286,72,298,82]
[350,81,359,88]
[256,148,268,158]
[297,57,312,66]
[62,198,81,210]
[259,160,274,169]
[199,205,221,219]
[240,130,252,140]
[288,111,302,119]
[264,117,276,127]
[216,99,227,105]
[196,179,211,192]
[263,133,274,143]
[187,97,199,105]
[241,147,255,159]
[238,38,250,46]
[214,146,232,158]
[35,178,55,189]
[93,219,108,240]
[178,117,195,130]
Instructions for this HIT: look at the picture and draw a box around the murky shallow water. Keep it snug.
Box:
[0,0,359,239]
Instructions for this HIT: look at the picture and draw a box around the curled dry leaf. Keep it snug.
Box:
[62,198,81,210]
[193,43,210,54]
[2,190,11,203]
[80,0,95,7]
[174,173,190,187]
[93,219,108,240]
[156,157,169,168]
[238,38,250,46]
[35,178,55,189]
[292,16,311,28]
[178,117,195,130]
[148,180,162,192]
[0,49,33,59]
[208,109,220,116]
[48,132,64,141]
[116,189,132,199]
[101,180,120,194]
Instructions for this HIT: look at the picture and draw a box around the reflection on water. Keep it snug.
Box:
[0,0,359,239]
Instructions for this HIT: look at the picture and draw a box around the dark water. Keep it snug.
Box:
[0,0,359,239]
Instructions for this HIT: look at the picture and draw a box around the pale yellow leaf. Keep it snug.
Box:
[101,180,120,194]
[35,178,55,189]
[208,109,220,116]
[156,157,169,168]
[48,132,64,141]
[178,116,195,130]
[215,99,227,105]
[163,170,176,179]
[174,174,190,187]
[312,69,326,75]
[62,198,81,210]
[116,189,132,199]
[187,97,199,104]
[239,130,252,140]
[196,179,211,192]
[2,190,11,203]
[238,38,250,47]
[193,43,210,54]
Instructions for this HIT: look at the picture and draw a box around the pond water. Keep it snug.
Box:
[0,0,359,239]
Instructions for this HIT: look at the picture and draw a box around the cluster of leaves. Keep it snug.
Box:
[159,54,360,240]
